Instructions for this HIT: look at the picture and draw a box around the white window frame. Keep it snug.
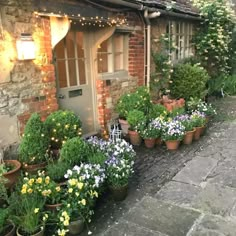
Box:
[167,21,194,62]
[97,33,128,76]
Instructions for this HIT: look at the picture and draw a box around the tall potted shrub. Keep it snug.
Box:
[127,110,146,146]
[18,113,50,173]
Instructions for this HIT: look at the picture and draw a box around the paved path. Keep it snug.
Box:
[83,96,236,236]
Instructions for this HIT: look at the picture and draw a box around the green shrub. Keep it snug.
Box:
[45,110,82,149]
[19,113,50,165]
[170,63,209,101]
[127,110,146,131]
[46,161,70,183]
[87,151,107,167]
[59,137,89,166]
[115,86,152,119]
[168,107,186,118]
[0,208,9,235]
[148,104,167,120]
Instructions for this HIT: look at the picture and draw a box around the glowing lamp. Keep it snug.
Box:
[16,33,36,60]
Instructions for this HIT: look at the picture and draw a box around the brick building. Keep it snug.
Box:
[0,0,200,151]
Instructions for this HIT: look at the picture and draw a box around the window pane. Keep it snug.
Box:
[76,32,84,58]
[56,39,65,59]
[78,59,86,85]
[114,35,124,71]
[68,59,77,86]
[97,40,108,73]
[66,32,75,59]
[57,60,67,88]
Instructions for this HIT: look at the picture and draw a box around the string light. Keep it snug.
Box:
[34,11,128,28]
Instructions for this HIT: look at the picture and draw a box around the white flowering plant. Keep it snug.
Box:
[140,118,164,139]
[56,164,105,236]
[174,114,194,132]
[197,101,217,116]
[161,120,185,141]
[105,156,134,188]
[190,110,207,127]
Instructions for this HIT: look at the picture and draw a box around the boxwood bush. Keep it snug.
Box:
[170,63,209,101]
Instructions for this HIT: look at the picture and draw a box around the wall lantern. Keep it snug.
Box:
[16,33,36,60]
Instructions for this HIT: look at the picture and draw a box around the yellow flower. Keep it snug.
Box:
[69,178,77,186]
[64,220,69,226]
[93,191,98,198]
[42,190,48,196]
[45,176,50,184]
[27,188,33,194]
[68,188,73,193]
[77,182,83,189]
[34,208,39,214]
[21,188,27,194]
[28,178,35,185]
[36,177,43,184]
[56,186,61,192]
[81,199,86,206]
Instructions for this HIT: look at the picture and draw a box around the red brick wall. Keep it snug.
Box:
[17,18,58,134]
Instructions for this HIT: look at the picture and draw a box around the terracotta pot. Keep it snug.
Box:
[16,226,44,236]
[165,140,180,150]
[118,119,130,135]
[2,221,15,236]
[194,126,204,140]
[128,130,142,146]
[144,138,156,148]
[200,125,206,135]
[68,218,84,235]
[183,129,196,145]
[22,162,47,174]
[3,160,21,189]
[45,203,62,212]
[109,184,128,201]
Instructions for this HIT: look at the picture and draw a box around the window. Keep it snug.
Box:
[167,21,194,62]
[55,31,86,88]
[97,34,128,74]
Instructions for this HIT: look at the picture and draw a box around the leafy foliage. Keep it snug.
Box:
[19,113,50,165]
[59,137,90,166]
[127,110,146,131]
[170,63,209,101]
[45,110,82,149]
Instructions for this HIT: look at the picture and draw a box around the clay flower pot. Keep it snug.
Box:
[22,162,47,174]
[165,140,180,150]
[183,129,196,145]
[2,221,15,236]
[68,218,84,235]
[3,160,21,189]
[128,130,142,146]
[119,119,130,135]
[144,138,156,148]
[45,203,62,212]
[194,126,204,140]
[16,226,44,236]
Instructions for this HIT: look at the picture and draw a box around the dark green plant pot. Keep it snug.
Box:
[68,218,84,235]
[109,184,128,201]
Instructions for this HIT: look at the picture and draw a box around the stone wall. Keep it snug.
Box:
[0,0,58,149]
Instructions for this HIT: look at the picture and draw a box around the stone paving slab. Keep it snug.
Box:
[173,156,218,186]
[208,168,236,188]
[189,214,236,236]
[155,181,201,207]
[191,183,236,216]
[124,196,200,236]
[103,220,167,236]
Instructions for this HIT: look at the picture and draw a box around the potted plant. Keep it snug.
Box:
[18,113,50,173]
[161,120,185,150]
[56,163,105,235]
[45,110,82,151]
[105,155,135,201]
[197,101,216,122]
[10,192,46,236]
[59,137,90,167]
[174,114,195,145]
[190,110,207,140]
[20,172,67,212]
[115,86,152,135]
[127,109,146,146]
[0,207,15,236]
[0,153,21,189]
[140,119,163,148]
